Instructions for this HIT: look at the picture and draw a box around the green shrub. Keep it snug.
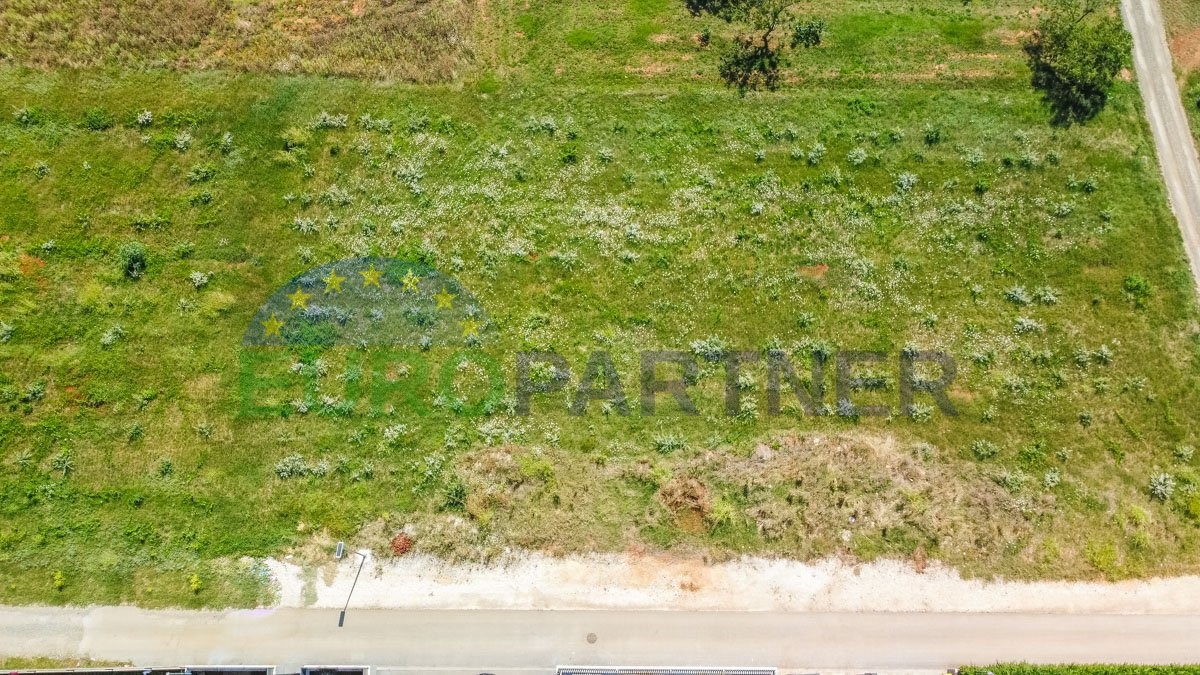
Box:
[654,433,687,454]
[14,106,45,126]
[442,477,468,510]
[791,18,826,48]
[280,127,311,151]
[130,213,168,232]
[82,107,114,131]
[186,164,217,183]
[118,241,148,279]
[1123,274,1152,308]
[971,439,1000,460]
[517,454,555,483]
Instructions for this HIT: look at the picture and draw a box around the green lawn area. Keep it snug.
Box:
[1,0,1199,607]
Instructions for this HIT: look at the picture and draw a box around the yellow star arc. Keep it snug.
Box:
[360,265,382,288]
[460,318,481,339]
[323,269,347,293]
[287,287,312,310]
[434,286,456,309]
[401,270,422,293]
[261,313,284,337]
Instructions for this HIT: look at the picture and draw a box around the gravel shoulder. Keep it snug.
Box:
[265,552,1200,613]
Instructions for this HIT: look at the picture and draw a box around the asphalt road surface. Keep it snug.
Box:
[2,606,1200,673]
[1123,0,1200,291]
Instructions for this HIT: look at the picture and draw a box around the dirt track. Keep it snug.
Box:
[1124,0,1200,291]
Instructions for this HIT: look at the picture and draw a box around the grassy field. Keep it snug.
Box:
[1,0,1199,607]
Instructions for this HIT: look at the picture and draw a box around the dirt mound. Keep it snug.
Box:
[1171,28,1200,74]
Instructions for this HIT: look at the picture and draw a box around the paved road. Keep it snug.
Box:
[3,606,1200,673]
[1123,0,1200,291]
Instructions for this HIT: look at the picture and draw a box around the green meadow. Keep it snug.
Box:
[1,0,1199,607]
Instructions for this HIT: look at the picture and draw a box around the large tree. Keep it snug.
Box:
[1023,0,1132,125]
[686,0,825,92]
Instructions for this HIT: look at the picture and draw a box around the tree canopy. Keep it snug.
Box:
[1023,0,1132,125]
[685,0,825,92]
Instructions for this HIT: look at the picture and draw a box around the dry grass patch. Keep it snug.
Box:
[0,0,477,81]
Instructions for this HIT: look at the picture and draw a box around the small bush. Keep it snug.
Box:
[189,190,214,206]
[517,454,555,482]
[311,111,349,130]
[559,144,579,164]
[274,454,310,479]
[186,164,217,183]
[1149,472,1176,501]
[908,402,933,422]
[100,325,125,348]
[1005,286,1032,306]
[1013,317,1044,334]
[118,241,148,279]
[391,533,414,556]
[1032,286,1059,305]
[82,107,114,131]
[21,381,46,403]
[14,106,45,126]
[791,19,826,48]
[156,458,174,478]
[188,271,211,289]
[807,142,826,166]
[443,478,468,509]
[971,439,1000,460]
[653,433,686,454]
[690,335,728,362]
[1123,274,1152,307]
[130,213,168,232]
[51,449,75,476]
[281,127,311,151]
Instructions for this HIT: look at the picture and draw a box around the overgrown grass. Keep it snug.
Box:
[960,662,1200,667]
[0,0,476,82]
[0,0,1199,607]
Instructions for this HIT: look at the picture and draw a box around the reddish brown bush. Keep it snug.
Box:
[390,533,413,556]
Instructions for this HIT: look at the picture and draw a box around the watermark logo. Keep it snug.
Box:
[239,258,958,420]
[242,256,489,348]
